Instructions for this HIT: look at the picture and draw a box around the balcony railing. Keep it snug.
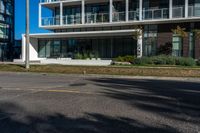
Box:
[129,10,139,21]
[112,12,125,22]
[63,15,81,25]
[85,13,109,24]
[143,8,169,20]
[40,0,60,3]
[188,5,200,17]
[41,17,60,26]
[172,6,184,18]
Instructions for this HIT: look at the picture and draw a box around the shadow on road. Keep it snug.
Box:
[0,102,178,133]
[90,78,200,124]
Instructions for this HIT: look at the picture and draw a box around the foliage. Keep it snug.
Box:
[193,29,200,39]
[133,55,196,66]
[114,55,136,63]
[171,26,188,38]
[158,42,172,55]
[196,59,200,66]
[175,57,196,66]
[74,53,83,59]
[132,25,143,40]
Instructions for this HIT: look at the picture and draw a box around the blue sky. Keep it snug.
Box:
[15,0,48,39]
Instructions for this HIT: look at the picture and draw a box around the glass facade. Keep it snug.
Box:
[0,0,14,61]
[38,36,137,59]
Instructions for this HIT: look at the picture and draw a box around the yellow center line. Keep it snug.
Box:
[46,89,101,95]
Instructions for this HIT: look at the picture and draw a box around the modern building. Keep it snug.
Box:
[0,0,14,61]
[21,0,200,64]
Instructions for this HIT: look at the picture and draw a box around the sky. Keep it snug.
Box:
[15,0,48,40]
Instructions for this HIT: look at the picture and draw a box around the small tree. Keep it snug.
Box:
[132,25,143,40]
[193,29,200,39]
[171,26,188,38]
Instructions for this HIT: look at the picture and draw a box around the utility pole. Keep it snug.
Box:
[25,0,30,69]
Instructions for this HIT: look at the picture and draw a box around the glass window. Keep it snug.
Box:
[172,35,182,57]
[189,32,195,58]
[143,25,158,56]
[38,40,46,58]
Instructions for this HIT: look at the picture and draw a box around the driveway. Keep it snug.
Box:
[0,72,199,133]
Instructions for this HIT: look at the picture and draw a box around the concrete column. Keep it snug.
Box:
[126,0,129,21]
[185,0,188,18]
[139,0,142,21]
[82,0,85,24]
[39,4,42,27]
[60,2,63,25]
[169,0,173,19]
[109,0,113,23]
[137,30,143,58]
[22,35,26,61]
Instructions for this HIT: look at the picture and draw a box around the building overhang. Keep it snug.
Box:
[26,29,136,39]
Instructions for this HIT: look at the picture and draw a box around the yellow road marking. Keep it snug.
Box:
[46,89,101,95]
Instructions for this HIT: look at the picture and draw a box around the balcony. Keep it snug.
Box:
[129,10,139,21]
[188,5,200,17]
[112,12,126,22]
[85,13,109,24]
[172,6,184,18]
[143,8,169,20]
[41,17,60,26]
[63,15,81,25]
[40,0,60,3]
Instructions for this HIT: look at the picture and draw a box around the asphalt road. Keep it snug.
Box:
[0,72,199,133]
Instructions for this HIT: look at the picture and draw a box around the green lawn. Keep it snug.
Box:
[0,64,200,77]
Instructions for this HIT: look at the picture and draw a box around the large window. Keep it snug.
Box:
[0,24,8,39]
[38,37,137,59]
[172,35,182,57]
[143,25,158,56]
[189,32,195,58]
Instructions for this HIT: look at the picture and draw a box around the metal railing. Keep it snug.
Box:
[63,15,81,25]
[172,6,184,18]
[41,17,60,26]
[40,0,60,3]
[188,5,200,17]
[112,12,126,22]
[85,13,109,24]
[142,8,169,20]
[129,10,139,21]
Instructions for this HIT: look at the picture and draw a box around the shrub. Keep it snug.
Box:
[134,57,153,65]
[74,53,83,59]
[196,60,200,66]
[176,57,196,66]
[114,55,136,63]
[133,55,196,66]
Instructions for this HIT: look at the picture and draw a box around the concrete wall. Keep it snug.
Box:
[22,35,42,61]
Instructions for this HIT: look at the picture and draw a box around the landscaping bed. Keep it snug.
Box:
[0,64,200,77]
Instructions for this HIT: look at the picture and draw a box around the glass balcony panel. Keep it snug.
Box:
[172,6,184,18]
[129,10,139,21]
[41,17,60,26]
[85,13,109,24]
[142,8,169,20]
[40,0,60,3]
[112,12,125,22]
[63,15,81,25]
[188,5,200,17]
